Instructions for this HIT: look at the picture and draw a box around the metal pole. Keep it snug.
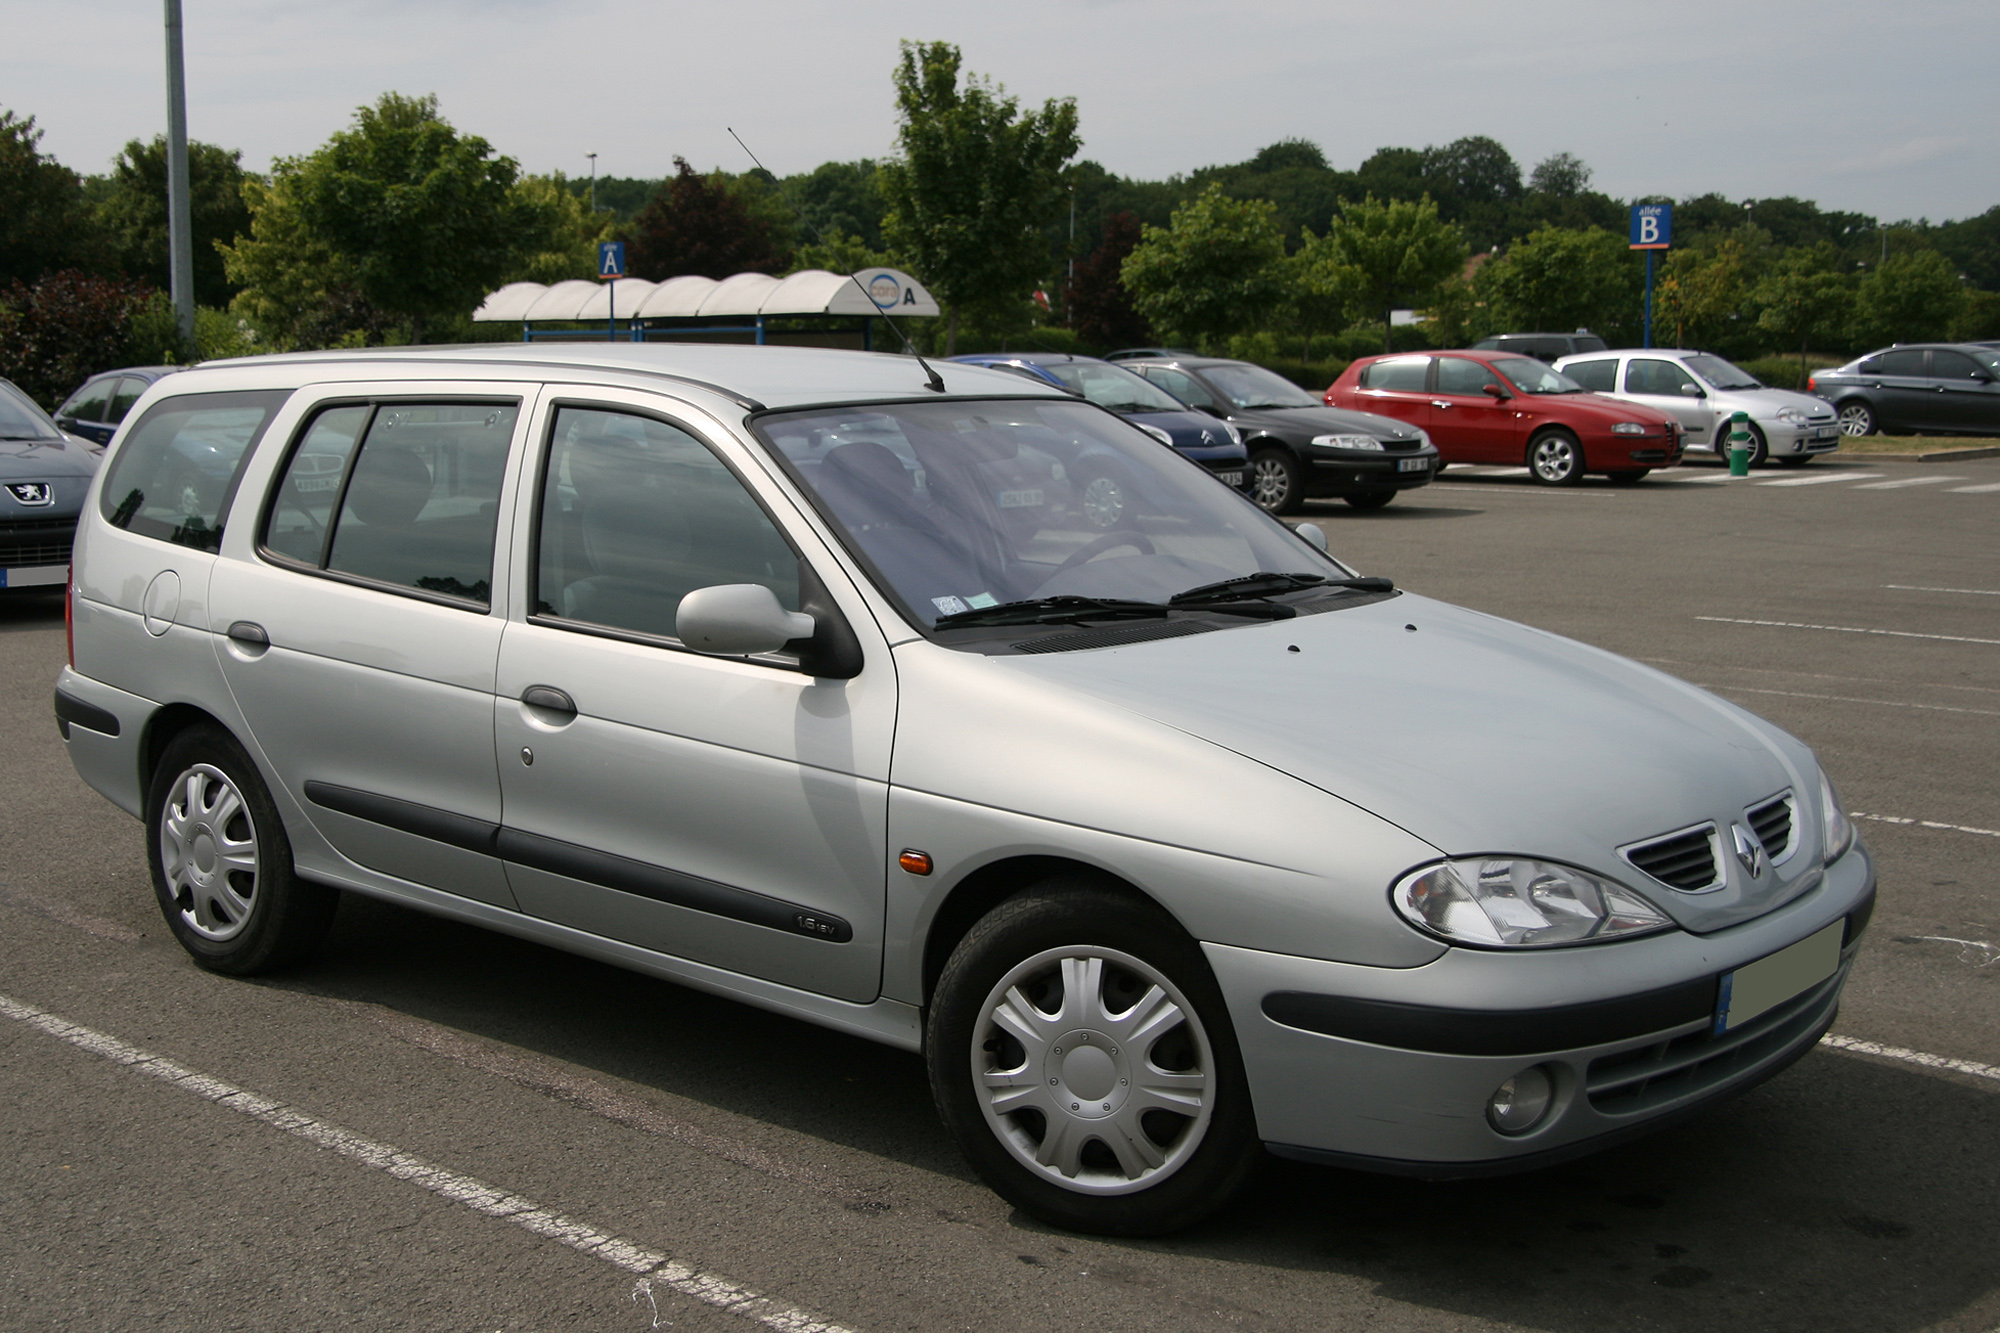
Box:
[1643,249,1655,349]
[607,277,615,342]
[588,152,597,212]
[163,0,195,344]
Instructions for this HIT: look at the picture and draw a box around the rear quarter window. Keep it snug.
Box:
[98,390,293,552]
[1359,357,1431,392]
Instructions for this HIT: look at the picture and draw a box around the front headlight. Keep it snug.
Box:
[1819,770,1855,864]
[1611,422,1649,436]
[1312,433,1385,451]
[1391,857,1674,948]
[1776,406,1809,425]
[1137,423,1175,447]
[1417,429,1433,449]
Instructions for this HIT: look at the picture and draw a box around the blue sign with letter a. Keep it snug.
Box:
[597,241,626,279]
[1629,205,1672,250]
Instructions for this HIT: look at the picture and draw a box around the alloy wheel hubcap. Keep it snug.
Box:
[1252,459,1289,509]
[159,763,260,941]
[973,946,1212,1195]
[1533,438,1576,480]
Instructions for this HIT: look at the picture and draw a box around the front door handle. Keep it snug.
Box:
[226,621,269,647]
[1431,400,1452,409]
[521,685,577,719]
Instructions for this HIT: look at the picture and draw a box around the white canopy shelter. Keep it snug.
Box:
[473,267,939,333]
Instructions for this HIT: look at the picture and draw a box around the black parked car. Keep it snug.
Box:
[1,377,102,592]
[1115,355,1438,512]
[1808,344,2000,437]
[1469,332,1609,363]
[54,365,186,447]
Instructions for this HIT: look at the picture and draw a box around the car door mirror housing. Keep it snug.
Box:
[677,584,817,659]
[1679,383,1706,397]
[1293,522,1328,552]
[1481,383,1511,400]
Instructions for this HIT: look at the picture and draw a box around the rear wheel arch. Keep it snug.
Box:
[139,703,237,804]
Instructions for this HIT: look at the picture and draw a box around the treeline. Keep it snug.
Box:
[4,47,1997,406]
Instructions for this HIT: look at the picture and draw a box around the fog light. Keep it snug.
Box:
[1487,1066,1554,1134]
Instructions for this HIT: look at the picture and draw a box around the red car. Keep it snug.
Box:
[1325,350,1683,485]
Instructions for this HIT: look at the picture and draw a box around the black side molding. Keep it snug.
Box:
[303,780,852,944]
[303,781,500,857]
[53,691,120,738]
[497,826,854,943]
[1262,978,1718,1057]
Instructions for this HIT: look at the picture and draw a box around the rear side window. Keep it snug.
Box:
[1360,357,1430,392]
[262,401,518,607]
[1563,359,1618,392]
[98,390,292,552]
[1875,349,1927,376]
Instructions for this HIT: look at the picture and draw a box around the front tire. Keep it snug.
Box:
[146,725,337,974]
[1837,400,1877,437]
[1248,448,1304,514]
[1527,430,1586,485]
[926,883,1258,1236]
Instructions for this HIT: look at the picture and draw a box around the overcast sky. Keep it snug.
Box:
[6,0,1992,223]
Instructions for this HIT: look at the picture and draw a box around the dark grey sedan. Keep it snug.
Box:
[1,378,102,591]
[1119,356,1438,512]
[1808,344,2000,437]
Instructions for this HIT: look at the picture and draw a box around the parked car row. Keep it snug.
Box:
[1807,343,2000,437]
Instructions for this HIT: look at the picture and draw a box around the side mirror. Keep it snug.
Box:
[677,584,815,658]
[1293,522,1328,552]
[1679,383,1706,398]
[1481,383,1510,400]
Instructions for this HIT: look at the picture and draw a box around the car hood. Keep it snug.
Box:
[1003,594,1824,933]
[0,435,101,478]
[1713,387,1836,418]
[1226,403,1424,443]
[1124,408,1245,454]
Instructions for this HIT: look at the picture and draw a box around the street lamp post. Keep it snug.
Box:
[163,0,195,345]
[587,152,598,212]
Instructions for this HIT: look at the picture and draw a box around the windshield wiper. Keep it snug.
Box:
[1169,572,1393,606]
[934,596,1173,629]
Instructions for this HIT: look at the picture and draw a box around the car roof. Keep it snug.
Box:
[186,343,1063,411]
[82,365,185,384]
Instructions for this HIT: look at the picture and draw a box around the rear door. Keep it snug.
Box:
[1862,348,1932,431]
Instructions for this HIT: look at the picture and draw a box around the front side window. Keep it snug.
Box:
[263,401,516,607]
[59,378,115,425]
[1039,361,1188,414]
[1137,367,1219,410]
[107,378,148,425]
[1625,359,1698,397]
[99,390,292,551]
[533,406,800,642]
[1929,350,1986,381]
[1360,357,1430,392]
[1562,359,1618,392]
[759,399,1344,636]
[1199,363,1321,409]
[1435,357,1504,396]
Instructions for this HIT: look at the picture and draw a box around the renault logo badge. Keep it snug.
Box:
[1731,823,1767,878]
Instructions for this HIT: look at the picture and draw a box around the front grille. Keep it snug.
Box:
[1585,970,1840,1115]
[1623,823,1722,892]
[1747,792,1795,861]
[1382,438,1421,452]
[0,517,76,569]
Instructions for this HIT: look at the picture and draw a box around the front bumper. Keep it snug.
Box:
[1305,446,1439,494]
[1206,843,1873,1175]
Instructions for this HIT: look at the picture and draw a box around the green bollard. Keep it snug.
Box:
[1726,410,1752,476]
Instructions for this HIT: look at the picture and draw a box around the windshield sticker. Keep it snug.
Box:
[965,592,999,609]
[932,595,970,616]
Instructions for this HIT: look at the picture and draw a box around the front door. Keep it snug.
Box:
[210,388,525,910]
[1622,357,1712,447]
[1928,348,2000,433]
[492,397,894,1003]
[1430,356,1522,462]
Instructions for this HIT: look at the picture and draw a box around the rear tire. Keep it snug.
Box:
[926,882,1259,1236]
[146,725,337,974]
[1837,400,1877,437]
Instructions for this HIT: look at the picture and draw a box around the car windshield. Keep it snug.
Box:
[1038,361,1188,414]
[1683,354,1762,390]
[757,399,1347,634]
[1975,349,2000,374]
[1491,358,1586,394]
[1200,363,1322,409]
[0,381,63,441]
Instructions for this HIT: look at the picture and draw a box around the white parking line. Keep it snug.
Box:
[1654,471,1736,483]
[1695,616,2000,646]
[1850,812,2000,839]
[1885,585,2000,596]
[1756,472,1884,487]
[1948,482,2000,493]
[1821,1035,2000,1084]
[1850,476,1965,490]
[0,993,857,1333]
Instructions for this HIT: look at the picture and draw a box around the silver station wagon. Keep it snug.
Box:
[55,344,1874,1235]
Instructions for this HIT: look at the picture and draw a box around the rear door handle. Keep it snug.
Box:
[521,685,577,719]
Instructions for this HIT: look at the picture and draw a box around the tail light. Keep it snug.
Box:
[65,565,74,668]
[1807,375,1817,392]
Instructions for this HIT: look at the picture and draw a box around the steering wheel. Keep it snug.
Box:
[1045,529,1156,579]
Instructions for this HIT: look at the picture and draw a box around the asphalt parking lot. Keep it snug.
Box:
[2,452,1995,1333]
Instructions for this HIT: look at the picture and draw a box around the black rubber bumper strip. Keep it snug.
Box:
[302,780,851,943]
[53,690,120,738]
[1261,976,1719,1058]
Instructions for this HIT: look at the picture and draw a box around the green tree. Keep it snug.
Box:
[1306,194,1464,352]
[0,109,101,288]
[229,93,566,344]
[96,136,251,308]
[1653,232,1759,351]
[1121,183,1287,349]
[1852,248,1967,347]
[879,41,1080,354]
[626,157,790,280]
[222,172,386,350]
[507,174,609,284]
[1478,225,1632,340]
[1752,242,1853,380]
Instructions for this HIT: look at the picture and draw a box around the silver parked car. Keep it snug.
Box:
[56,344,1873,1236]
[1555,349,1841,465]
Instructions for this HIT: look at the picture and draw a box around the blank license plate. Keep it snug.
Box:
[1715,921,1842,1033]
[1398,457,1429,472]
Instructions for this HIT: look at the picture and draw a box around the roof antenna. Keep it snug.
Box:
[728,127,946,393]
